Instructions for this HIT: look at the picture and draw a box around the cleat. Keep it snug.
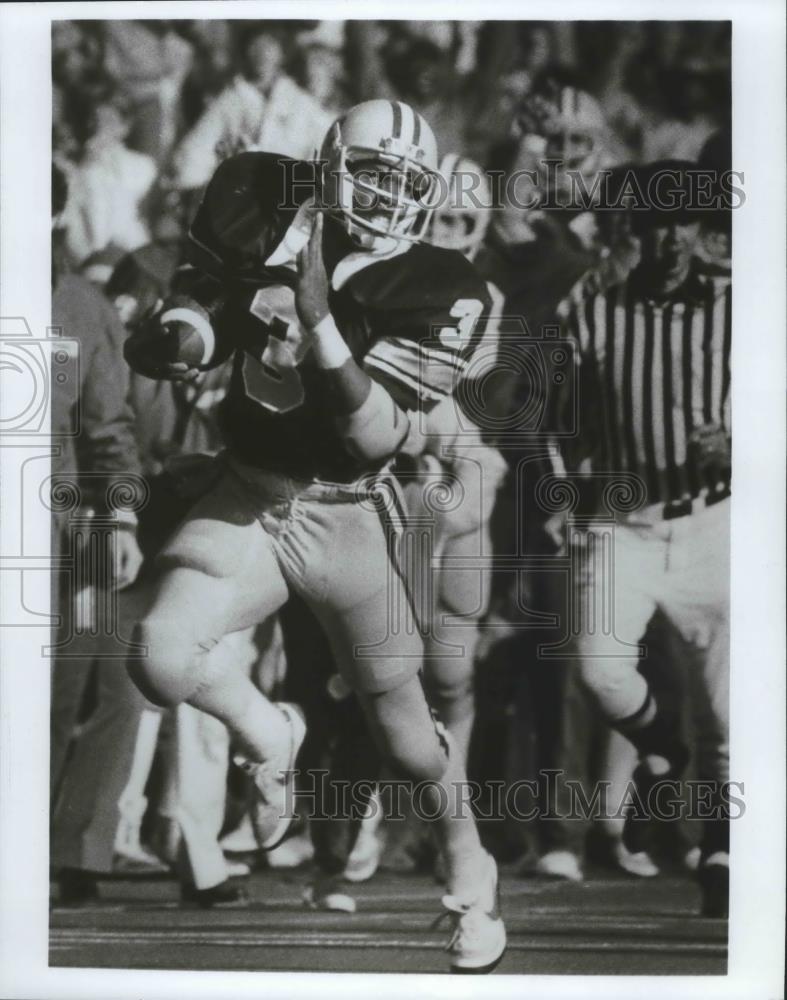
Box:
[345,791,383,883]
[267,832,314,869]
[613,841,659,878]
[235,702,306,851]
[433,852,506,974]
[344,831,383,883]
[303,876,357,913]
[220,814,258,854]
[528,849,584,882]
[225,859,252,878]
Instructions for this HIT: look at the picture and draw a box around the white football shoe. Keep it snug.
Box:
[267,831,315,869]
[303,875,357,913]
[434,851,506,974]
[220,814,258,854]
[344,791,384,883]
[234,703,306,850]
[531,849,584,882]
[613,840,660,878]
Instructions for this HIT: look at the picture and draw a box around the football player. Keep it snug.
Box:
[124,100,506,973]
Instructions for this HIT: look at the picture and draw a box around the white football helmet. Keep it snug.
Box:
[320,99,441,251]
[516,83,608,202]
[427,154,492,260]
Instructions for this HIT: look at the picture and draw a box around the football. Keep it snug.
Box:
[154,295,218,369]
[124,294,222,379]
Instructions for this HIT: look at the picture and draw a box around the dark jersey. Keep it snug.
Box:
[185,152,492,483]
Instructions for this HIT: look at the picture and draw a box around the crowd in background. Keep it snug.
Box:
[52,19,730,268]
[50,19,732,912]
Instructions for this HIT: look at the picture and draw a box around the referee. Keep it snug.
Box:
[562,160,731,917]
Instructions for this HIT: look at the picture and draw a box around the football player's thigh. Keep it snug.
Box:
[438,523,492,622]
[574,526,657,709]
[663,500,730,645]
[148,474,288,643]
[308,502,422,698]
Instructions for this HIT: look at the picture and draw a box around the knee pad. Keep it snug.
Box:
[127,617,200,708]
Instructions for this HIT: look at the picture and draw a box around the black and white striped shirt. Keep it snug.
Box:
[567,267,732,508]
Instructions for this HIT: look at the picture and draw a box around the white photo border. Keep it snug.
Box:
[0,1,784,998]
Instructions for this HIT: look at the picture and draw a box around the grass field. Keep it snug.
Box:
[50,864,727,976]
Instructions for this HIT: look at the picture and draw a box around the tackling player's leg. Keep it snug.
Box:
[304,488,505,973]
[574,524,690,855]
[425,521,493,763]
[420,445,505,761]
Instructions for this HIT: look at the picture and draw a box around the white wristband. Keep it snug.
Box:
[311,314,352,369]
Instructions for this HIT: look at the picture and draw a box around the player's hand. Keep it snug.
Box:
[295,211,331,330]
[124,324,201,383]
[113,528,143,590]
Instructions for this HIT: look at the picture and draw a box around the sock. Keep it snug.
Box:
[426,733,486,901]
[612,690,688,776]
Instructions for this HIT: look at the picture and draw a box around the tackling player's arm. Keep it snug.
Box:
[296,214,410,464]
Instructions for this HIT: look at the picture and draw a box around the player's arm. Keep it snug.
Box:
[295,215,410,463]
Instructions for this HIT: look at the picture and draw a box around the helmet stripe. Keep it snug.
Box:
[390,100,403,139]
[399,101,413,143]
[412,110,422,146]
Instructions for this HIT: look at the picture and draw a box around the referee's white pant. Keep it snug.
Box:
[571,496,729,784]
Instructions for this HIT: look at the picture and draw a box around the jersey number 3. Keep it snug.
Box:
[439,299,484,348]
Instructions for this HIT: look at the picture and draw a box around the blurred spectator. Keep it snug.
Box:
[695,127,732,273]
[53,84,79,166]
[384,37,470,157]
[177,20,235,132]
[50,166,146,902]
[103,20,193,164]
[642,59,727,162]
[52,20,105,91]
[58,84,157,265]
[171,26,332,191]
[296,42,347,117]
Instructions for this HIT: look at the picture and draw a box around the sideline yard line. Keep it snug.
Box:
[49,909,727,935]
[49,914,724,936]
[50,931,727,956]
